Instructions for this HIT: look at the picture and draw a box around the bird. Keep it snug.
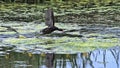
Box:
[41,26,63,34]
[40,8,63,34]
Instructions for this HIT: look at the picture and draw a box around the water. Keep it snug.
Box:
[0,22,120,68]
[0,46,120,68]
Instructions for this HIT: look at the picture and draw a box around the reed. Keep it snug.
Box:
[1,0,119,6]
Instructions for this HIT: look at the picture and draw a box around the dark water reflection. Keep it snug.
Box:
[0,46,120,68]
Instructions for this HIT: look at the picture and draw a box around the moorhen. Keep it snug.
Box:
[40,8,63,34]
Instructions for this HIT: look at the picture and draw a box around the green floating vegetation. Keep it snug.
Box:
[0,3,120,54]
[3,36,120,53]
[0,3,120,24]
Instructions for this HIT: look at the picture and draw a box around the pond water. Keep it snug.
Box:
[0,3,120,68]
[0,21,120,68]
[0,46,120,68]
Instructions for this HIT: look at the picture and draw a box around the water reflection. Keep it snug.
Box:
[0,46,120,68]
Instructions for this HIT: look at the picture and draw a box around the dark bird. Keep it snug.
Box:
[40,8,63,34]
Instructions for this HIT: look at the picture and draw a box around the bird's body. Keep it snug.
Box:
[41,26,63,34]
[40,8,63,34]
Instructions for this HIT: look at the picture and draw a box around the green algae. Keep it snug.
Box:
[3,35,120,53]
[0,3,120,25]
[0,21,120,53]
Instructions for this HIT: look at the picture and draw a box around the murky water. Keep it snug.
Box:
[0,46,120,68]
[0,22,120,68]
[0,3,120,68]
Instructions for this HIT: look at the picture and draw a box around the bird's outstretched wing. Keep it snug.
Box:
[45,8,55,27]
